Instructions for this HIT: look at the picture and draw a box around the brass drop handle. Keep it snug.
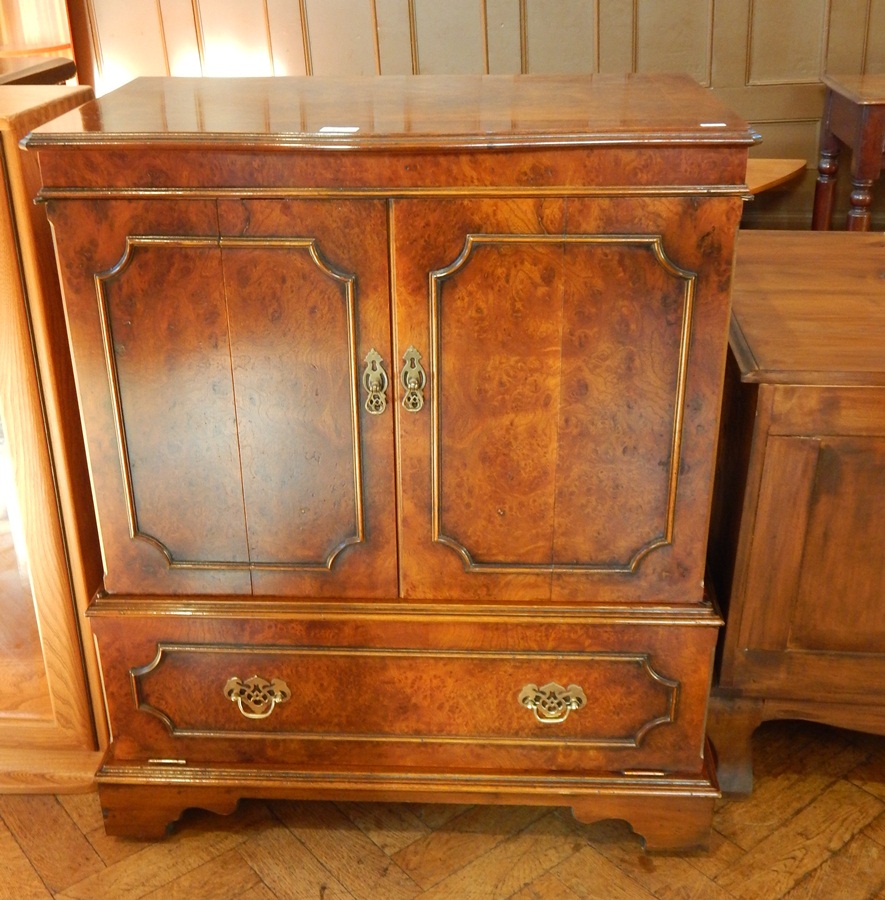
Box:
[519,681,587,724]
[224,675,291,720]
[362,349,389,415]
[401,346,426,412]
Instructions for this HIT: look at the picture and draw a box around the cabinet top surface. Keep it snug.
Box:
[0,84,92,129]
[731,230,885,385]
[26,74,753,151]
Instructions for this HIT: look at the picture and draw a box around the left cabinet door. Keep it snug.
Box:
[48,197,398,598]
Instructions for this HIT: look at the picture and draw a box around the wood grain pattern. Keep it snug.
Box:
[31,74,748,847]
[0,85,102,787]
[709,229,885,795]
[2,721,885,898]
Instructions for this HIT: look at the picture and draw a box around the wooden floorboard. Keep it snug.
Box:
[1,720,884,899]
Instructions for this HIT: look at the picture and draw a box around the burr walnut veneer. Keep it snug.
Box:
[27,74,753,848]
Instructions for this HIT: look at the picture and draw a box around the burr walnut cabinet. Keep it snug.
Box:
[26,74,753,848]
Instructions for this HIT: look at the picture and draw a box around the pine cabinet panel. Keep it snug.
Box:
[0,85,102,790]
[708,230,885,793]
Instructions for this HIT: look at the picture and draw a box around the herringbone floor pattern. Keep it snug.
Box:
[2,720,884,899]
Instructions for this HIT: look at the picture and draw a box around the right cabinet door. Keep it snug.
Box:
[392,196,741,604]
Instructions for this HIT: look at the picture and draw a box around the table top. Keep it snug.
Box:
[821,74,885,105]
[26,73,754,151]
[0,84,91,128]
[0,56,76,86]
[730,230,885,385]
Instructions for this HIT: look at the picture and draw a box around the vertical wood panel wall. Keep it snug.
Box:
[66,0,885,226]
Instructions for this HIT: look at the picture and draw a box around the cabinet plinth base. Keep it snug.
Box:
[709,691,885,795]
[96,753,719,850]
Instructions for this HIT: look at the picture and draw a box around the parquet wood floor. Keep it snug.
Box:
[2,720,884,899]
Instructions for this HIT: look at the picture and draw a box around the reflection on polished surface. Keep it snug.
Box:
[0,411,49,716]
[29,73,750,148]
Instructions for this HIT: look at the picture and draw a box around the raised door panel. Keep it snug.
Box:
[48,197,396,598]
[393,196,739,604]
[47,198,251,595]
[217,199,397,598]
[726,382,885,702]
[742,430,885,660]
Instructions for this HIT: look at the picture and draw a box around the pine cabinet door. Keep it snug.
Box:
[48,198,397,598]
[392,196,740,604]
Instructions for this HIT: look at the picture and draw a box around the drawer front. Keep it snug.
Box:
[103,622,717,774]
[133,644,675,745]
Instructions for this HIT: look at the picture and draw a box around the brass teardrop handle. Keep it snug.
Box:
[519,681,587,724]
[362,349,389,415]
[401,346,426,412]
[224,675,291,720]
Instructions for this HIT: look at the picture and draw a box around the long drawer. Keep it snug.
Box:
[94,611,717,775]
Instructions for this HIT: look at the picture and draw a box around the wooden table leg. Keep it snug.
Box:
[848,177,875,230]
[812,143,839,230]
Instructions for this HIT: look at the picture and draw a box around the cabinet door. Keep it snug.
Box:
[392,197,740,604]
[728,385,885,699]
[48,198,396,598]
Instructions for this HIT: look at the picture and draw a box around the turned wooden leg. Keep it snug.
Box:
[812,147,839,230]
[707,693,764,795]
[847,178,874,231]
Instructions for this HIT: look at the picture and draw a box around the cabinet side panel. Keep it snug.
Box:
[553,239,689,568]
[103,241,250,565]
[553,196,742,603]
[436,239,560,567]
[218,199,399,598]
[46,199,252,594]
[223,243,359,566]
[789,436,885,653]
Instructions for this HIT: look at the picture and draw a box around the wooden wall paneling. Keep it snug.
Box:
[374,0,415,74]
[265,0,308,76]
[710,0,750,87]
[303,0,378,76]
[597,0,634,74]
[194,0,274,76]
[867,0,885,70]
[86,0,169,91]
[634,0,712,86]
[412,0,485,74]
[826,0,872,74]
[523,0,597,74]
[748,0,827,84]
[484,0,520,74]
[157,0,201,76]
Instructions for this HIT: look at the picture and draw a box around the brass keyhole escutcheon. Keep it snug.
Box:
[401,346,426,412]
[362,349,389,415]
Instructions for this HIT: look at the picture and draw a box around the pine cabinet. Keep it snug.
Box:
[708,230,885,793]
[27,74,753,847]
[0,85,103,790]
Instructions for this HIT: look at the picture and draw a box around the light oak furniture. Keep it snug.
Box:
[708,229,885,793]
[0,57,77,86]
[813,74,885,230]
[0,85,104,791]
[27,73,753,848]
[744,158,805,195]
